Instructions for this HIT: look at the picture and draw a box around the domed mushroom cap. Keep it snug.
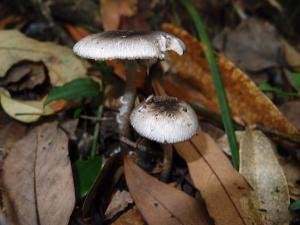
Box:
[73,30,185,60]
[130,96,199,144]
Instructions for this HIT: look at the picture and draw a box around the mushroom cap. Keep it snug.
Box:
[130,96,199,144]
[73,30,185,60]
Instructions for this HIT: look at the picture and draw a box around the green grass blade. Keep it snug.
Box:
[45,77,100,106]
[180,0,239,170]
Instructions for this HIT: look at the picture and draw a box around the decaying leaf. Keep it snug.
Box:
[280,159,300,200]
[64,24,91,41]
[0,62,46,91]
[0,29,88,121]
[0,88,54,123]
[174,132,256,225]
[282,39,300,73]
[111,208,145,225]
[105,190,133,219]
[0,16,21,30]
[0,121,26,162]
[239,129,291,225]
[2,122,75,225]
[124,155,212,225]
[213,18,283,72]
[279,101,300,129]
[0,30,86,85]
[100,0,138,31]
[162,23,299,137]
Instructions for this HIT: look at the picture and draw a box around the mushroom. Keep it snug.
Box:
[73,31,185,139]
[130,95,199,144]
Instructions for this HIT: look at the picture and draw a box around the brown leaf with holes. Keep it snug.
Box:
[124,155,212,225]
[162,23,299,137]
[1,122,75,225]
[174,132,258,225]
[100,0,138,31]
[0,62,46,92]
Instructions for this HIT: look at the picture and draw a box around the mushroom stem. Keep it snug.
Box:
[117,60,139,139]
[160,144,173,182]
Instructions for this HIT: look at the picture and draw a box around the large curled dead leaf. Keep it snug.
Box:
[174,132,257,225]
[239,129,291,225]
[1,122,75,225]
[162,23,299,137]
[0,30,87,122]
[124,155,212,225]
[0,30,86,85]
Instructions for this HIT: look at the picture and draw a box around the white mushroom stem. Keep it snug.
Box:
[117,60,139,139]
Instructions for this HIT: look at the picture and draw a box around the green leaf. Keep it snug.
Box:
[290,73,300,92]
[180,0,239,170]
[289,199,300,211]
[73,156,102,198]
[45,78,100,105]
[259,82,298,97]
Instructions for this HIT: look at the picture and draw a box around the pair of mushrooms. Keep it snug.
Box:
[73,30,199,144]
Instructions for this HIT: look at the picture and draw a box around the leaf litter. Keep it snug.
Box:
[124,155,212,225]
[174,132,256,225]
[162,23,300,137]
[1,122,75,225]
[1,1,300,225]
[239,129,291,225]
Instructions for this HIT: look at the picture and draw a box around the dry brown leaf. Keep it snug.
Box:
[111,208,145,225]
[0,16,21,30]
[282,39,300,73]
[100,0,138,31]
[64,24,91,41]
[239,129,291,225]
[1,122,75,225]
[213,18,283,72]
[105,190,133,219]
[161,78,214,108]
[162,23,299,137]
[0,121,26,162]
[280,159,300,200]
[279,101,300,129]
[0,62,46,92]
[174,132,257,225]
[106,60,146,89]
[124,155,212,225]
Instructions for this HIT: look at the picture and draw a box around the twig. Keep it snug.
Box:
[90,105,103,157]
[80,115,114,122]
[119,136,160,156]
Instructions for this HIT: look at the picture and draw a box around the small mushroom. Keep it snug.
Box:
[130,95,199,144]
[73,31,185,139]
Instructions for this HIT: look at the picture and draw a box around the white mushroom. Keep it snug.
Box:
[73,31,185,60]
[130,96,199,144]
[73,30,186,139]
